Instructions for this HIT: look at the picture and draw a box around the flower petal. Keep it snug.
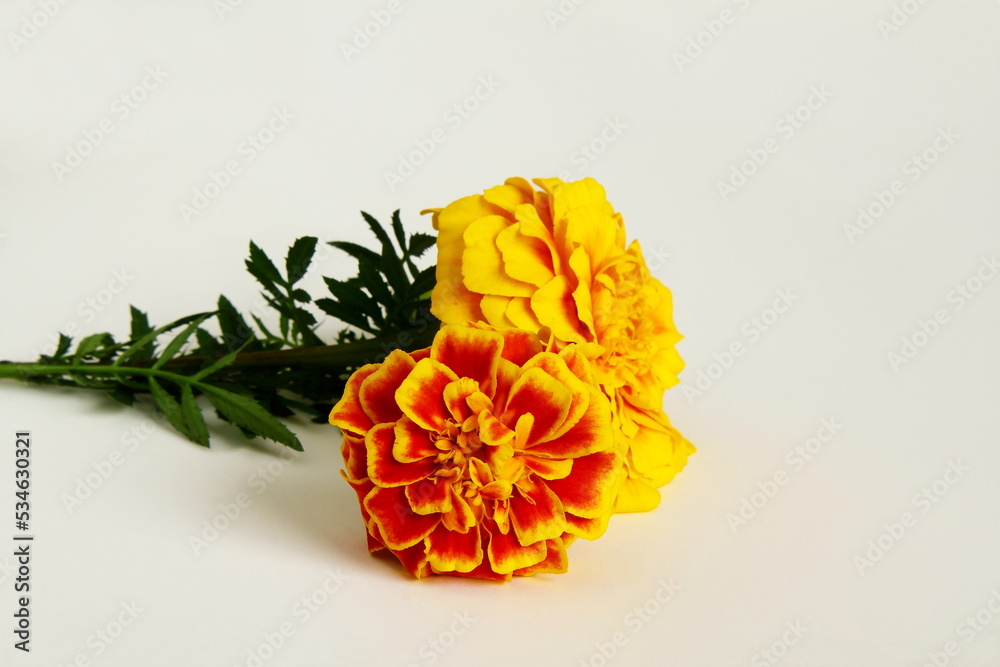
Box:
[328,364,379,435]
[392,417,436,463]
[503,367,572,445]
[367,423,436,487]
[340,433,368,481]
[509,476,566,546]
[359,349,416,424]
[513,536,569,576]
[531,275,587,344]
[405,477,453,515]
[364,486,440,550]
[486,521,547,575]
[497,223,555,287]
[462,215,536,297]
[546,450,624,519]
[395,358,458,432]
[431,324,503,396]
[563,513,611,541]
[527,387,612,460]
[426,523,484,573]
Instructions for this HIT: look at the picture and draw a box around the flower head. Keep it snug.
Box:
[424,177,693,513]
[330,323,624,580]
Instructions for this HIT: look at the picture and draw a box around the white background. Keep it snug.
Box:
[2,1,1000,666]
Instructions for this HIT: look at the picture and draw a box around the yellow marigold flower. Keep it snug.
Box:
[329,323,625,581]
[424,177,693,513]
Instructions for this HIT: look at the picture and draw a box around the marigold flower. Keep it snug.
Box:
[424,177,693,513]
[329,323,624,580]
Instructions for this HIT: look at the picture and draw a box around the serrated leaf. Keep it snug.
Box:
[246,241,285,297]
[54,333,73,358]
[180,384,210,447]
[409,265,437,296]
[148,377,197,445]
[315,298,376,333]
[291,288,311,303]
[200,384,303,451]
[116,312,213,367]
[190,346,242,382]
[391,210,407,252]
[72,333,111,364]
[408,233,436,258]
[152,313,213,369]
[218,295,255,351]
[328,241,381,265]
[194,327,222,355]
[285,236,318,285]
[361,211,396,258]
[323,276,383,322]
[106,388,135,406]
[129,306,153,341]
[358,262,394,308]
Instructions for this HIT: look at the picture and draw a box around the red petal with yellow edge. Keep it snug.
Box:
[392,417,435,463]
[513,536,569,576]
[564,512,611,540]
[340,471,375,524]
[486,521,547,575]
[462,215,536,297]
[359,349,415,425]
[491,358,520,413]
[522,352,590,438]
[497,328,544,366]
[531,276,588,344]
[436,524,512,581]
[405,477,453,515]
[520,455,572,480]
[340,433,368,481]
[527,387,612,460]
[328,364,379,434]
[443,377,480,424]
[509,476,566,546]
[389,542,432,578]
[478,410,514,447]
[440,489,477,533]
[431,325,503,396]
[426,523,484,573]
[395,358,458,432]
[366,423,436,487]
[365,486,439,550]
[546,450,623,518]
[503,367,572,444]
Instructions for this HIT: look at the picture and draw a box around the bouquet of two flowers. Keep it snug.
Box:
[1,176,693,581]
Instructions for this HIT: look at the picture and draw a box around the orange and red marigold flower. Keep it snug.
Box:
[329,323,625,581]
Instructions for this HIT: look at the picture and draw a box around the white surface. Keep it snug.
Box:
[2,2,1000,666]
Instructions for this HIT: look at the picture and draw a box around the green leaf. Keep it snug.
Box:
[106,388,136,406]
[323,276,382,322]
[246,241,285,297]
[179,384,210,447]
[200,384,303,451]
[408,233,436,258]
[328,241,381,266]
[361,211,396,258]
[409,265,437,296]
[217,295,255,351]
[285,236,318,285]
[72,333,111,364]
[54,333,73,358]
[314,298,376,333]
[291,288,311,303]
[391,210,407,252]
[129,306,153,342]
[116,313,214,367]
[358,262,394,308]
[152,313,213,369]
[190,346,242,382]
[148,377,196,444]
